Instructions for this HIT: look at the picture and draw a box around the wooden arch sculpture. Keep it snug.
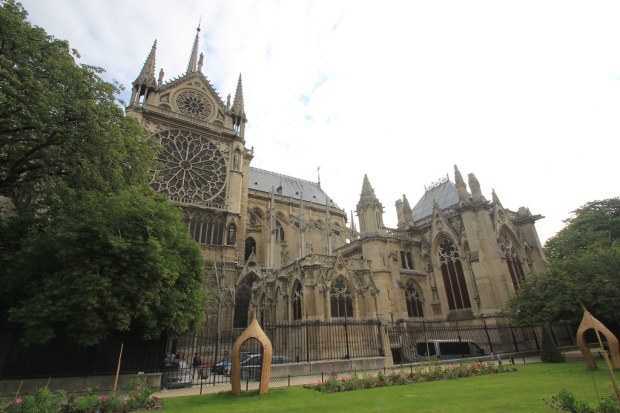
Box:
[576,308,620,370]
[231,310,273,396]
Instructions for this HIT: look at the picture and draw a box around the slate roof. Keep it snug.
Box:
[411,180,460,222]
[249,167,340,209]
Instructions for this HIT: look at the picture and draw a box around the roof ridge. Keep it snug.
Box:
[250,167,319,186]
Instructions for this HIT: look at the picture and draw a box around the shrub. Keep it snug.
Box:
[0,379,161,413]
[546,388,620,413]
[304,361,514,393]
[541,325,565,363]
[2,387,67,413]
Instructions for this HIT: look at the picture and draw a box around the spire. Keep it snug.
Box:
[231,74,245,115]
[186,24,201,74]
[468,172,485,203]
[133,40,158,89]
[454,165,469,203]
[350,210,358,239]
[359,174,379,205]
[356,175,385,235]
[402,194,414,225]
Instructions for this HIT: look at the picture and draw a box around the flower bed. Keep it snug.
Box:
[304,362,516,393]
[0,379,163,413]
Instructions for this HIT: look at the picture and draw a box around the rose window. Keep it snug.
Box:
[176,89,213,120]
[150,129,227,206]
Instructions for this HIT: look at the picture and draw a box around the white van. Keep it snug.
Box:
[415,340,485,360]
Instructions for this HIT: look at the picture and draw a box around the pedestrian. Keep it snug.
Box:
[192,353,201,382]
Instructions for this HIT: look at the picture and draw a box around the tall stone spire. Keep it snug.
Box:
[133,40,158,88]
[359,175,379,205]
[130,40,158,105]
[356,175,385,235]
[231,74,247,137]
[231,74,245,115]
[186,24,201,74]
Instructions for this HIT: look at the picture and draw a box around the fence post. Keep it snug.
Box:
[564,321,574,345]
[509,325,519,352]
[305,318,310,363]
[550,324,558,346]
[532,326,540,350]
[482,318,495,354]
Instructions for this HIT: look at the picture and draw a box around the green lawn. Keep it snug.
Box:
[161,362,620,412]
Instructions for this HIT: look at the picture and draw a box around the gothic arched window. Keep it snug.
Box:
[499,230,526,290]
[292,280,303,321]
[438,238,471,310]
[405,280,424,317]
[330,277,353,318]
[233,273,258,328]
[244,237,256,261]
[276,220,285,243]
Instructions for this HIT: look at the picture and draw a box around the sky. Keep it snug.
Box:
[18,0,620,244]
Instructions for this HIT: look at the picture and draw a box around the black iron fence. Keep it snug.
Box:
[0,318,578,385]
[0,328,166,379]
[162,318,385,386]
[387,319,576,364]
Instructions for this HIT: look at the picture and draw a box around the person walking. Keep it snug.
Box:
[192,353,202,383]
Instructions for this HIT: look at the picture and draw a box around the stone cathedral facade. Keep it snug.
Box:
[126,29,548,335]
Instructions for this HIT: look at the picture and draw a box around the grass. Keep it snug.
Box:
[161,361,620,412]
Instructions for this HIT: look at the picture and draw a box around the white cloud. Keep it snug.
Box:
[19,0,620,243]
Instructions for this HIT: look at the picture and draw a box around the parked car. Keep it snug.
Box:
[161,359,193,388]
[212,352,259,375]
[240,355,294,380]
[415,339,485,360]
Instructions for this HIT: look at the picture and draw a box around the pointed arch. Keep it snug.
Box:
[405,279,424,318]
[233,273,258,328]
[292,279,303,321]
[330,277,354,318]
[244,237,256,261]
[276,220,285,243]
[437,237,471,310]
[498,227,526,290]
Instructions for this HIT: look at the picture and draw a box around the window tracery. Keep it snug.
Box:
[151,129,227,207]
[438,238,471,310]
[405,280,424,317]
[330,277,353,318]
[175,89,213,120]
[499,230,526,290]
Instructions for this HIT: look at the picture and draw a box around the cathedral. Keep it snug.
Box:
[126,27,548,334]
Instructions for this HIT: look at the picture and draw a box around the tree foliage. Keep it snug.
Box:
[0,1,207,346]
[506,198,620,326]
[0,0,153,212]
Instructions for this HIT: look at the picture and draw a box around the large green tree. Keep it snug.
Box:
[0,0,152,212]
[0,1,207,346]
[506,198,620,326]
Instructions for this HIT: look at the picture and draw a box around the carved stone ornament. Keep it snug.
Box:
[175,89,214,121]
[150,129,227,206]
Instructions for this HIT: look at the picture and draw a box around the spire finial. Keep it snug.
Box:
[186,22,201,74]
[133,40,158,87]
